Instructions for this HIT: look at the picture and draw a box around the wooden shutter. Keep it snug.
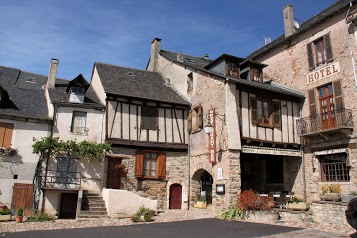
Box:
[272,100,281,128]
[198,106,203,129]
[307,89,317,117]
[333,80,344,110]
[0,123,14,147]
[187,109,192,133]
[324,33,333,63]
[157,152,166,179]
[307,42,315,71]
[250,97,258,125]
[135,150,144,178]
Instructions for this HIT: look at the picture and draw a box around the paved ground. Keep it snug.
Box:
[0,209,355,237]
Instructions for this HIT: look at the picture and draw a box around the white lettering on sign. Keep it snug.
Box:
[208,109,216,164]
[306,62,340,84]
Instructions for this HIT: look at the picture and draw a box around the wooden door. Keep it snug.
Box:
[107,158,122,189]
[11,183,33,216]
[59,193,78,219]
[169,184,182,209]
[319,84,336,130]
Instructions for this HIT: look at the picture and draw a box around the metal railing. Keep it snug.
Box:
[297,108,354,136]
[35,168,82,190]
[71,126,89,136]
[321,162,350,182]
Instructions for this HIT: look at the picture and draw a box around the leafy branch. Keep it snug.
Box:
[32,137,111,162]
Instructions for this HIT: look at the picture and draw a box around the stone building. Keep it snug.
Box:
[90,62,190,212]
[147,38,305,212]
[248,0,357,202]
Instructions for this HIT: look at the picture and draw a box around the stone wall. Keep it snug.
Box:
[311,201,349,227]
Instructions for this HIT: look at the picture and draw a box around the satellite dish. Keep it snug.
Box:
[294,21,300,29]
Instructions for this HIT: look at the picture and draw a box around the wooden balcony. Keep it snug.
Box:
[297,109,354,136]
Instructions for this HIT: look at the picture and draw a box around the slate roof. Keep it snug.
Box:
[0,66,50,121]
[94,62,189,106]
[247,0,352,59]
[48,77,104,107]
[159,50,304,99]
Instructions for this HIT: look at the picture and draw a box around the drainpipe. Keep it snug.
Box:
[345,2,357,92]
[187,119,191,210]
[300,106,307,202]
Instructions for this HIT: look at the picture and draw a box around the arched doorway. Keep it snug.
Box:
[169,184,182,209]
[192,169,213,204]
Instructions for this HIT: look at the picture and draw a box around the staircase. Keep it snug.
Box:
[76,191,109,219]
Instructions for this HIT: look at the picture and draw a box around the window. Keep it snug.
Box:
[69,86,85,103]
[187,104,203,133]
[141,106,158,130]
[55,156,79,187]
[0,123,14,147]
[307,33,333,70]
[187,73,193,93]
[320,154,350,182]
[266,157,284,184]
[71,111,87,135]
[226,61,239,77]
[135,151,166,179]
[250,98,281,128]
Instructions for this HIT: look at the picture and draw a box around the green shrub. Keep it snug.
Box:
[0,208,11,215]
[218,205,245,220]
[17,207,23,217]
[131,214,140,222]
[27,212,55,222]
[143,211,153,222]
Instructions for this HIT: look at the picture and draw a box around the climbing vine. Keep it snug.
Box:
[32,137,111,162]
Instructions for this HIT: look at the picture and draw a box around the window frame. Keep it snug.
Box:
[307,33,333,71]
[141,106,158,130]
[135,150,166,179]
[320,154,350,182]
[71,111,88,135]
[226,61,239,77]
[143,152,159,178]
[187,104,203,133]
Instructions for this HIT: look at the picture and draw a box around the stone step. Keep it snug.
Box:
[83,197,103,201]
[76,214,110,219]
[82,207,107,212]
[84,193,102,197]
[78,211,108,215]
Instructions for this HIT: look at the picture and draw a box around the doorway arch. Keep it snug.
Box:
[192,169,213,204]
[169,183,182,209]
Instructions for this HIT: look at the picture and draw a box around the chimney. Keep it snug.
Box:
[203,54,209,60]
[47,58,59,89]
[149,38,161,72]
[283,4,296,38]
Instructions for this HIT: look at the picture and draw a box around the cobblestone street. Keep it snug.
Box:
[0,209,355,237]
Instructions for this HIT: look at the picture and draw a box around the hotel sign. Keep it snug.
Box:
[208,109,216,164]
[306,62,340,84]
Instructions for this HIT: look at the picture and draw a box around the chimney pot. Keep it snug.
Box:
[283,4,296,38]
[204,54,209,60]
[47,58,59,89]
[177,52,184,62]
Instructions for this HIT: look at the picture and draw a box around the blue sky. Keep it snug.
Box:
[1,0,337,81]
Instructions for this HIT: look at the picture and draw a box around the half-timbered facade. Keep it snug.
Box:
[147,38,304,211]
[249,0,357,201]
[90,62,190,210]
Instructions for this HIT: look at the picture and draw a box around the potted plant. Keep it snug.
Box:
[0,205,12,221]
[287,196,310,211]
[320,184,342,202]
[194,193,207,209]
[16,207,24,223]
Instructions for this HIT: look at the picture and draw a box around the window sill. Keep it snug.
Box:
[256,124,273,129]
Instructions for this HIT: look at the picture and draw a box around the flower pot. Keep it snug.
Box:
[0,215,11,222]
[287,202,310,211]
[320,193,341,202]
[16,216,23,223]
[194,201,207,209]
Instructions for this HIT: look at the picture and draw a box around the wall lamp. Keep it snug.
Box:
[204,112,225,135]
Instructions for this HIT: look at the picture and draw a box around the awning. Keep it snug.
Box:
[241,145,301,157]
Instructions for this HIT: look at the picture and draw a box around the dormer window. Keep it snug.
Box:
[69,86,85,103]
[226,61,239,77]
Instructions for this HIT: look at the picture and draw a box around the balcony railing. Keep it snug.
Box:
[35,168,81,190]
[297,108,354,136]
[71,126,89,136]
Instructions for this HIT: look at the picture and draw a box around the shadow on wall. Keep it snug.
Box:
[78,157,104,190]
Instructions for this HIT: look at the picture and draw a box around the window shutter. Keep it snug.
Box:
[198,106,203,129]
[157,152,166,179]
[0,123,6,146]
[324,33,333,63]
[187,109,192,133]
[3,124,14,147]
[135,150,144,178]
[333,80,344,110]
[272,100,281,128]
[307,89,317,117]
[250,97,258,125]
[307,42,315,71]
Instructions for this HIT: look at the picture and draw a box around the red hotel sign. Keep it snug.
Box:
[208,109,216,164]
